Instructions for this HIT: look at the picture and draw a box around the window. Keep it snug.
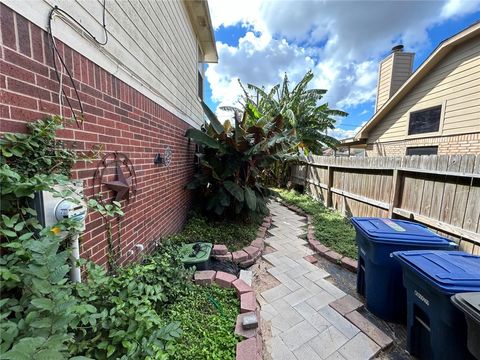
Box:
[197,46,204,100]
[406,146,438,156]
[408,106,442,135]
[198,70,204,100]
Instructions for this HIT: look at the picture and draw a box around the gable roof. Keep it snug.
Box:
[353,21,480,140]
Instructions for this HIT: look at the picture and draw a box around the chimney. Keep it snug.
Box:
[375,45,414,111]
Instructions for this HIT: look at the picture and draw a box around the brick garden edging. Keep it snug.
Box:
[193,270,262,360]
[189,215,271,360]
[211,215,272,269]
[277,200,358,273]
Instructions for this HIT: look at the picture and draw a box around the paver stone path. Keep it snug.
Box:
[260,202,381,360]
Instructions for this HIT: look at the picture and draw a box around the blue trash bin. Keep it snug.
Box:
[393,250,480,360]
[351,217,457,322]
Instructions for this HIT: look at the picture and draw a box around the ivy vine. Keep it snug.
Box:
[0,116,183,359]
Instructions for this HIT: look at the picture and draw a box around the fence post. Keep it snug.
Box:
[389,169,401,218]
[304,162,309,192]
[327,166,333,207]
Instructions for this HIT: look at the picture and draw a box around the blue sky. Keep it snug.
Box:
[204,0,480,139]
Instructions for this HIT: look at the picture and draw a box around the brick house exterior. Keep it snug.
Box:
[0,2,217,267]
[364,132,480,157]
[341,23,480,157]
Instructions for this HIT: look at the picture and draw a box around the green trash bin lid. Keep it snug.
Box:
[179,242,212,264]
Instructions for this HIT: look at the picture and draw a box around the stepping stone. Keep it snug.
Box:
[341,257,358,272]
[232,278,253,295]
[303,255,318,263]
[194,270,216,285]
[280,320,319,351]
[239,270,252,286]
[232,250,249,263]
[338,333,381,360]
[240,292,256,313]
[213,252,232,261]
[309,326,349,359]
[324,250,343,262]
[239,258,255,268]
[319,306,360,339]
[234,312,258,338]
[250,238,264,250]
[256,228,267,238]
[261,284,291,303]
[212,244,228,255]
[236,337,260,360]
[345,311,393,349]
[330,295,363,316]
[215,271,237,288]
[243,245,261,260]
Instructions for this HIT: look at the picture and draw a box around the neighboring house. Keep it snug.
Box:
[342,22,480,157]
[0,1,217,266]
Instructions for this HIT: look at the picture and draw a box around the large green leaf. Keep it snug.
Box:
[245,102,261,120]
[218,188,230,207]
[185,128,220,149]
[244,187,257,210]
[201,101,224,135]
[223,181,244,202]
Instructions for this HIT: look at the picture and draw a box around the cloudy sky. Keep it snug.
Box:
[204,0,480,139]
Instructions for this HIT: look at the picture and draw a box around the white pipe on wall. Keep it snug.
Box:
[70,234,82,283]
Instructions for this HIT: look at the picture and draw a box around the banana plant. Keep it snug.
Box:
[185,102,294,217]
[230,70,348,186]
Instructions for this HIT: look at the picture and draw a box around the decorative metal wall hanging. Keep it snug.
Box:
[164,146,172,166]
[153,146,173,167]
[92,152,137,207]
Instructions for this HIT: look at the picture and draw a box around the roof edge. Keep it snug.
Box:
[183,0,218,63]
[355,21,480,140]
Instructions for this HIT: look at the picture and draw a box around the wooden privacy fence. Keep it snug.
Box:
[291,154,480,254]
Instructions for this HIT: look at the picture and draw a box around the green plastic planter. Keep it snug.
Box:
[179,242,213,270]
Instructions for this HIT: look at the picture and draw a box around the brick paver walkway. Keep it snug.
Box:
[260,202,380,360]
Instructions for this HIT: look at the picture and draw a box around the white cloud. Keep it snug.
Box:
[441,0,480,18]
[329,125,364,140]
[206,31,315,120]
[206,0,479,133]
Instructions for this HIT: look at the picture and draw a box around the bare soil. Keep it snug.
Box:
[249,248,279,360]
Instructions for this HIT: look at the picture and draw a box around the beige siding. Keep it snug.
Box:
[369,36,480,143]
[4,0,204,126]
[375,51,414,111]
[390,52,414,94]
[375,55,393,111]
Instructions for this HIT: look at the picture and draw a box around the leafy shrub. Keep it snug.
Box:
[0,117,188,359]
[0,117,92,358]
[71,244,191,359]
[274,189,357,259]
[165,213,261,251]
[164,285,240,360]
[186,103,292,218]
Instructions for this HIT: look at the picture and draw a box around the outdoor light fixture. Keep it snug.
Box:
[154,147,173,166]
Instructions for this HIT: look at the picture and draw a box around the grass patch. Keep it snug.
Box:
[165,213,262,251]
[273,188,357,259]
[164,285,240,360]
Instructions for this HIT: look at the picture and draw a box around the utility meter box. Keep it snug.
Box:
[34,180,87,233]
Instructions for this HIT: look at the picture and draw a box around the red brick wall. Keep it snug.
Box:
[0,4,196,266]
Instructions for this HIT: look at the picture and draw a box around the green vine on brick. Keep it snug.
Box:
[87,199,124,272]
[0,116,184,359]
[0,116,98,358]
